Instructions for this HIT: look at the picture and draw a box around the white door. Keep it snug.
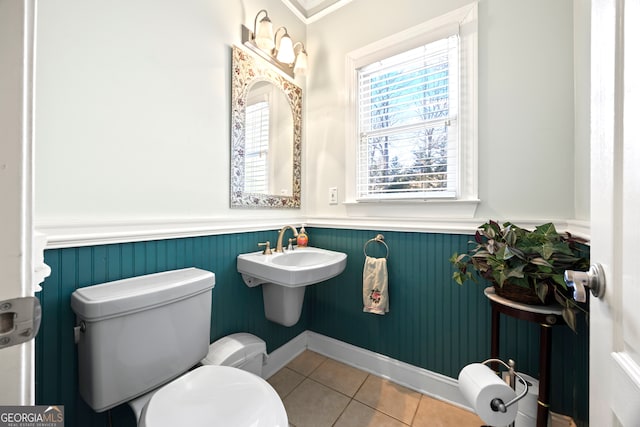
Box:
[0,0,36,405]
[590,0,640,425]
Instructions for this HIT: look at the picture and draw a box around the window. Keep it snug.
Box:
[244,100,270,193]
[346,3,477,207]
[358,36,458,199]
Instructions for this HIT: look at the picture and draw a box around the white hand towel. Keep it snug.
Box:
[362,256,389,314]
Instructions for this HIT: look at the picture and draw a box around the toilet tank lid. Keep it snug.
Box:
[202,333,266,367]
[71,268,215,321]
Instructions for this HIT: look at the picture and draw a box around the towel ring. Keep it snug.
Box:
[363,234,389,259]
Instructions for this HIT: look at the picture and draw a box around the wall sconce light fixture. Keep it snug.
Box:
[253,9,275,51]
[242,9,308,78]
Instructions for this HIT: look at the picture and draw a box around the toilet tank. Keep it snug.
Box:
[70,268,215,412]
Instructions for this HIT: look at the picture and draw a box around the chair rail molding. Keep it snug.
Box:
[37,217,589,249]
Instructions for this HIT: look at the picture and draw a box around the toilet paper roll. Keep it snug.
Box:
[458,363,518,427]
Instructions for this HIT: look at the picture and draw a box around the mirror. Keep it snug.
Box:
[230,45,302,208]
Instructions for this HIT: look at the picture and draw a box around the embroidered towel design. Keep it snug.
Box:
[362,256,389,314]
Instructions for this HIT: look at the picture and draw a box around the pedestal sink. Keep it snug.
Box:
[237,247,347,326]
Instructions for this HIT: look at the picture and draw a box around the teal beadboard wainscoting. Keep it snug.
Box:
[36,230,310,427]
[35,227,588,426]
[306,227,588,426]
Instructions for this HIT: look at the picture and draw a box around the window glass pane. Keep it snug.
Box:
[359,119,457,196]
[244,101,269,193]
[357,35,458,199]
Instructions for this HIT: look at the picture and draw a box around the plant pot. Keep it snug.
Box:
[493,282,549,305]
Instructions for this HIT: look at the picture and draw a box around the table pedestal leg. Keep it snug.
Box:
[537,324,552,427]
[490,306,500,371]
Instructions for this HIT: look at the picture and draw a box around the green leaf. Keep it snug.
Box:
[450,253,466,264]
[553,253,583,263]
[484,224,497,239]
[486,239,498,254]
[550,242,575,256]
[453,271,464,285]
[537,265,553,274]
[509,276,529,288]
[562,307,577,333]
[509,246,526,260]
[493,270,508,286]
[530,257,552,267]
[551,274,567,288]
[471,258,490,273]
[471,249,491,259]
[504,264,525,279]
[536,223,558,238]
[495,245,515,260]
[504,228,517,246]
[535,282,549,303]
[541,242,555,259]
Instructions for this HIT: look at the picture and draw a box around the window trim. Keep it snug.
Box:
[344,2,478,216]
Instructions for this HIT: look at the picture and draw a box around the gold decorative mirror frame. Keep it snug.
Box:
[230,45,302,208]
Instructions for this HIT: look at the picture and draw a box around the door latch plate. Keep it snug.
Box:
[0,297,41,349]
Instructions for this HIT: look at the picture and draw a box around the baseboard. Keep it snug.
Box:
[263,330,579,425]
[262,331,309,379]
[262,330,473,412]
[305,331,473,412]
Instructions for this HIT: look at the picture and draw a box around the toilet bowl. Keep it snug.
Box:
[129,332,281,426]
[70,268,288,427]
[202,332,268,375]
[138,366,285,427]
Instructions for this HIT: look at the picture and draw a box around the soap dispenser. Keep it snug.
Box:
[297,225,308,247]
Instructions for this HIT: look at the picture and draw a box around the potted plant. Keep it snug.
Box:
[450,220,589,332]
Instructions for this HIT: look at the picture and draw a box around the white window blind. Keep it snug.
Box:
[244,100,270,193]
[357,34,459,200]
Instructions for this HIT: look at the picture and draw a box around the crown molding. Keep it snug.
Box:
[280,0,353,24]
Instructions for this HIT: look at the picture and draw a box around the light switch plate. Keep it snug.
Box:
[329,187,338,205]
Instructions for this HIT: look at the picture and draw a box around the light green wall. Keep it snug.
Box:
[573,0,591,220]
[35,0,589,227]
[306,0,586,221]
[34,0,306,226]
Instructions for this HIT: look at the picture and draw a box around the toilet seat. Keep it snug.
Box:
[140,365,288,427]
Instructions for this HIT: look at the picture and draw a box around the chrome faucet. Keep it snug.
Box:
[275,225,298,252]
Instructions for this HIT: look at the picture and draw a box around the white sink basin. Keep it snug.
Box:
[237,246,347,288]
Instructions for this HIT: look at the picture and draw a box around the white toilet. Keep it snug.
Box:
[70,268,287,427]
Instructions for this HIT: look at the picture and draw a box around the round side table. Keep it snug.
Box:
[484,287,566,427]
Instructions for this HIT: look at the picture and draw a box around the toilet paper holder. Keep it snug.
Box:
[480,358,529,422]
[459,358,531,426]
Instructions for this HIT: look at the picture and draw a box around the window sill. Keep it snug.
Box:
[342,198,480,219]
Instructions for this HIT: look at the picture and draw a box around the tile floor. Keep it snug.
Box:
[267,350,485,427]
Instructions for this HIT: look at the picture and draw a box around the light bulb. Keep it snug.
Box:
[294,51,308,76]
[255,18,274,51]
[276,35,295,64]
